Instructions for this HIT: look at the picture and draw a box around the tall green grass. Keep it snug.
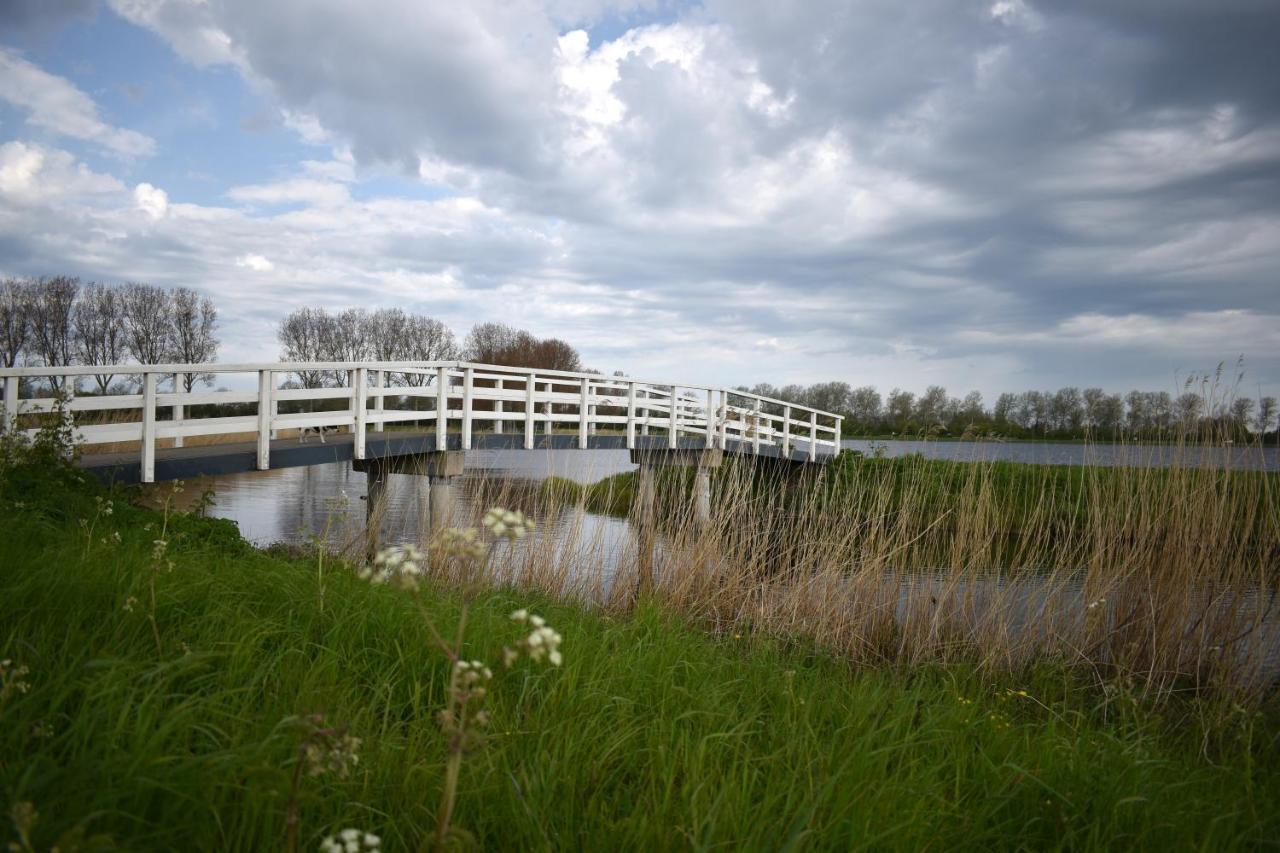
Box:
[2,461,1279,850]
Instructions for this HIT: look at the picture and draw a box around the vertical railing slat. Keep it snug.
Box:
[374,369,385,433]
[353,367,367,460]
[579,377,589,449]
[752,398,761,455]
[257,369,272,471]
[705,388,714,448]
[436,366,448,451]
[462,367,474,450]
[2,376,17,433]
[626,381,637,449]
[668,385,678,449]
[782,405,792,458]
[524,371,535,450]
[141,372,157,483]
[172,373,185,449]
[808,409,817,462]
[495,378,504,435]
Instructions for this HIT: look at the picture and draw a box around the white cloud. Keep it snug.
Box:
[0,140,125,200]
[235,253,274,272]
[0,49,156,157]
[133,182,169,218]
[228,177,350,208]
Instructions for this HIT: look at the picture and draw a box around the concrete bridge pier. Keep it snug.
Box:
[629,447,722,598]
[429,475,456,532]
[354,450,466,558]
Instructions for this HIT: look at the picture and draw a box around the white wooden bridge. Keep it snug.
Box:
[0,361,844,484]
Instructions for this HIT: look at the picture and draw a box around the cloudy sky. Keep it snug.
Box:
[1,0,1277,398]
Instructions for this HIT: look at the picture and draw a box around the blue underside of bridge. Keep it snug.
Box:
[77,432,837,485]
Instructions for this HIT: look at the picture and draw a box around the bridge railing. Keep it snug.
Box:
[0,361,844,482]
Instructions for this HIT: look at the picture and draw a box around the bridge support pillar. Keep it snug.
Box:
[694,467,711,528]
[629,447,722,598]
[635,463,656,597]
[429,475,455,532]
[354,450,466,555]
[365,466,388,561]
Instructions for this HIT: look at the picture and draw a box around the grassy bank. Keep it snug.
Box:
[3,459,1280,850]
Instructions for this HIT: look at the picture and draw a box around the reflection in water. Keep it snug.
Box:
[176,454,642,592]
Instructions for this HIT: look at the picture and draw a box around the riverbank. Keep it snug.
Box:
[2,457,1280,849]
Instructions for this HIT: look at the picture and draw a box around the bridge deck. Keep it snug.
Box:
[78,430,832,485]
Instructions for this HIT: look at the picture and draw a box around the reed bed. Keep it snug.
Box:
[327,436,1280,709]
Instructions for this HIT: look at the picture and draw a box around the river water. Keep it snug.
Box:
[179,441,1277,549]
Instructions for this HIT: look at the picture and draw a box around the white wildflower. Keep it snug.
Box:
[321,829,380,852]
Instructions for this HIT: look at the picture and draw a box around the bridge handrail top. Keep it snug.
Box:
[0,359,844,422]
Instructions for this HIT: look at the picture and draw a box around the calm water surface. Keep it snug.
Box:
[186,441,1277,548]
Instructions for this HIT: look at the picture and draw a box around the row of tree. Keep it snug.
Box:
[1,276,219,392]
[740,382,1279,440]
[276,310,582,387]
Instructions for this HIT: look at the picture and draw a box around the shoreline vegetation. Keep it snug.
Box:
[3,423,1280,849]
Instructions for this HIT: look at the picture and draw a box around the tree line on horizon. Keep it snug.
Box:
[275,310,583,388]
[4,280,1274,439]
[0,276,218,392]
[740,381,1278,441]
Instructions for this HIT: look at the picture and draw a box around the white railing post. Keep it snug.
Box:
[668,385,678,449]
[782,405,792,458]
[809,409,818,462]
[2,376,17,433]
[752,398,762,455]
[704,388,714,448]
[579,377,590,448]
[494,378,504,435]
[172,373,185,449]
[374,369,385,433]
[257,369,272,471]
[544,382,553,436]
[141,372,157,483]
[436,366,448,451]
[835,416,844,453]
[641,387,650,436]
[626,381,637,448]
[524,372,535,449]
[718,390,729,450]
[462,367,474,450]
[354,367,368,460]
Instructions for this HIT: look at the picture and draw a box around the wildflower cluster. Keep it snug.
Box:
[439,660,494,735]
[1,658,31,706]
[481,507,535,540]
[432,527,487,564]
[504,609,563,667]
[359,544,425,591]
[320,829,381,853]
[303,728,362,779]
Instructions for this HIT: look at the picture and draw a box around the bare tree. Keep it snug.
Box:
[74,282,127,393]
[27,275,80,390]
[278,307,329,388]
[1255,397,1277,436]
[0,276,31,369]
[402,315,458,386]
[171,287,219,390]
[365,308,411,363]
[462,322,517,363]
[122,282,174,367]
[1228,396,1254,431]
